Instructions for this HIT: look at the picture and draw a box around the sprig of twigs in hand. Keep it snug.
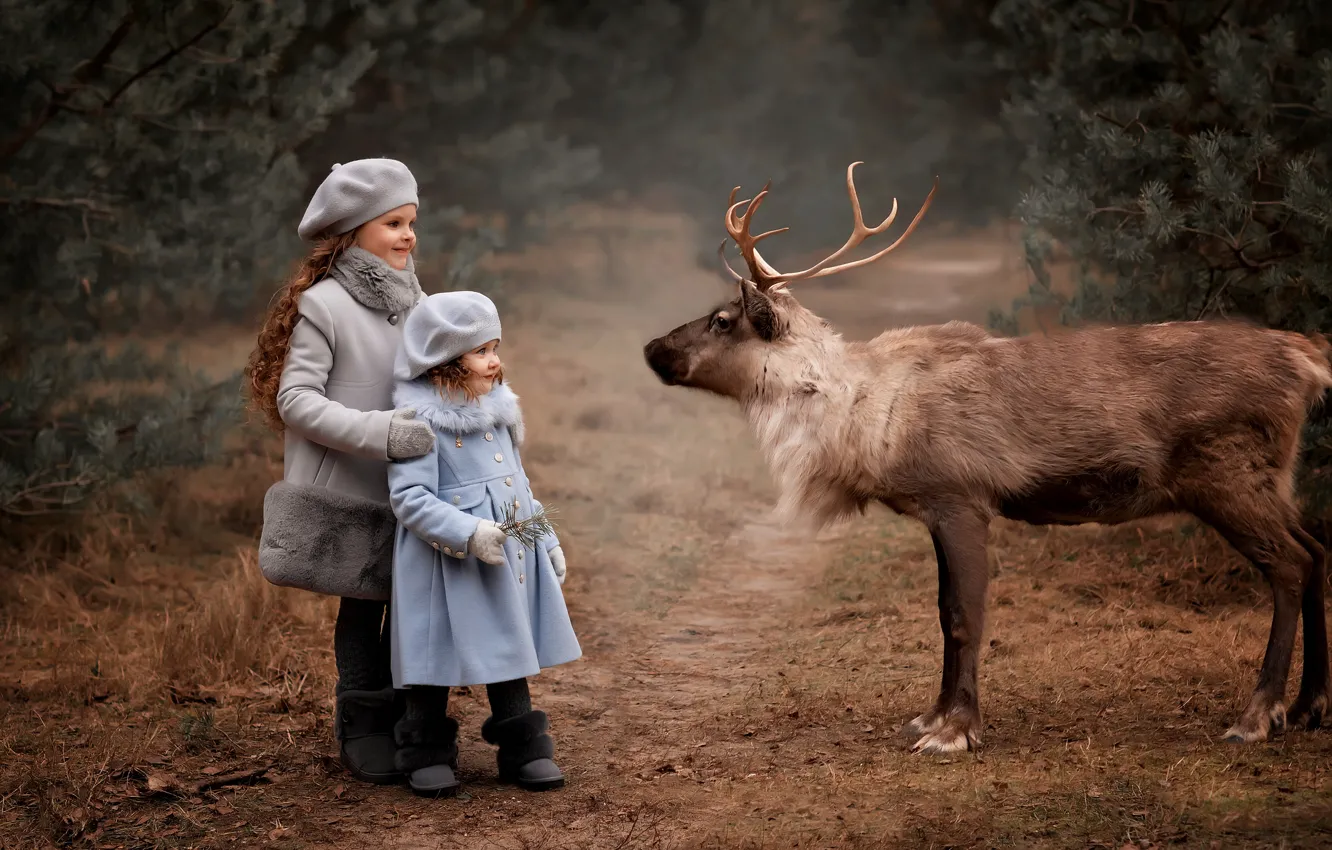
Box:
[498,500,557,550]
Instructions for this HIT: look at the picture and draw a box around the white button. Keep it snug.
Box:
[452,495,461,504]
[443,546,453,556]
[519,573,525,584]
[494,453,503,462]
[431,541,439,550]
[485,432,494,441]
[504,477,512,486]
[517,551,524,561]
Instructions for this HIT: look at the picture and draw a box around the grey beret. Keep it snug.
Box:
[298,158,419,241]
[396,291,502,381]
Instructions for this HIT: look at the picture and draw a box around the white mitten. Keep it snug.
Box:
[549,546,567,585]
[387,408,435,460]
[468,519,508,566]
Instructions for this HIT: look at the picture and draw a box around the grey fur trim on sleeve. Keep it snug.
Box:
[258,481,395,600]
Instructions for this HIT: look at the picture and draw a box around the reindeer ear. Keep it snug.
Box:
[738,280,783,342]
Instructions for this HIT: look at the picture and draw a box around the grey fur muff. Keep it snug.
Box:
[258,481,396,600]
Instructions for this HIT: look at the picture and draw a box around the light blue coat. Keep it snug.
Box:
[387,378,582,688]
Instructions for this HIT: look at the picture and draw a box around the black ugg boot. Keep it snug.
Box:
[334,685,403,785]
[480,710,565,791]
[394,707,461,798]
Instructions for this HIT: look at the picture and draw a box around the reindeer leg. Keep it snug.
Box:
[1204,516,1309,744]
[904,532,958,740]
[910,510,989,755]
[1290,526,1329,730]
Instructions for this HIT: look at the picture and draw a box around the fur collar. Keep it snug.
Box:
[393,378,526,446]
[327,246,423,312]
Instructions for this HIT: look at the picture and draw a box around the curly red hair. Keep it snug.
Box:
[423,355,505,403]
[243,231,358,432]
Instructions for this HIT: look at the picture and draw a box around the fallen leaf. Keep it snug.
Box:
[332,784,345,799]
[146,772,182,795]
[269,826,288,841]
[200,766,221,776]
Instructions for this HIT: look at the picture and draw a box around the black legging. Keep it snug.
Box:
[401,678,532,723]
[336,596,533,722]
[334,597,392,691]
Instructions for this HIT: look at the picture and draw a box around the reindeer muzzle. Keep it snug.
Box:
[643,337,681,386]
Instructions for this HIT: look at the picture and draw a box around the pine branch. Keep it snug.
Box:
[2,474,103,517]
[497,501,558,550]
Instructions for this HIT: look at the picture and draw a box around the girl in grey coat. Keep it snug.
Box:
[249,158,440,786]
[386,290,581,797]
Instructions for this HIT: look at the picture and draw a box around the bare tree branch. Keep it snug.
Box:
[0,13,136,162]
[103,5,235,108]
[0,197,118,216]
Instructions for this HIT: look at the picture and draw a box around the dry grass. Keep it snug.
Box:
[4,205,1332,848]
[737,511,1332,848]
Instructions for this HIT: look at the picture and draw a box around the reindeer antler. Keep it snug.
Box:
[718,181,789,285]
[720,162,939,292]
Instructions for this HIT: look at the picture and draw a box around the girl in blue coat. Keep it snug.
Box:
[386,290,582,797]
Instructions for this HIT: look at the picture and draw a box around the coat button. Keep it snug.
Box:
[443,546,453,556]
[431,541,439,550]
[494,453,503,462]
[504,477,512,486]
[388,313,399,325]
[452,495,461,504]
[485,432,494,441]
[517,551,524,561]
[519,573,525,584]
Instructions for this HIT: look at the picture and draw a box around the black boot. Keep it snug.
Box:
[334,685,403,784]
[394,693,460,798]
[332,597,400,784]
[480,709,565,791]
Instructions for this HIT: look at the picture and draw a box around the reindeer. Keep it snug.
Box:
[642,162,1332,754]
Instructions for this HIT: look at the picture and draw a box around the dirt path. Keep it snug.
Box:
[21,208,1331,849]
[352,209,1034,848]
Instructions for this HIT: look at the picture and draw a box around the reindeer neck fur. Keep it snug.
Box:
[741,310,888,530]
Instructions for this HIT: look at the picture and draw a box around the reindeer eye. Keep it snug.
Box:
[711,314,732,333]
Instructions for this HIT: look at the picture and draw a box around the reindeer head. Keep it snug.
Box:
[643,162,938,401]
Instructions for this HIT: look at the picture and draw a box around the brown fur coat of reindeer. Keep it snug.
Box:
[642,162,1332,754]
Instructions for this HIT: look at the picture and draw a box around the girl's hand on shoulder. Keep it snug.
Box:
[549,546,567,585]
[387,408,435,459]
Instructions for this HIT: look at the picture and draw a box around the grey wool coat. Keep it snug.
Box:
[257,247,424,600]
[387,377,582,688]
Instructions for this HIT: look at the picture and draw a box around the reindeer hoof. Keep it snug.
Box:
[1223,701,1286,744]
[904,710,946,739]
[1289,692,1328,731]
[908,714,979,755]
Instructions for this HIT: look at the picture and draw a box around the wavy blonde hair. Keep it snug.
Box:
[244,231,359,432]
